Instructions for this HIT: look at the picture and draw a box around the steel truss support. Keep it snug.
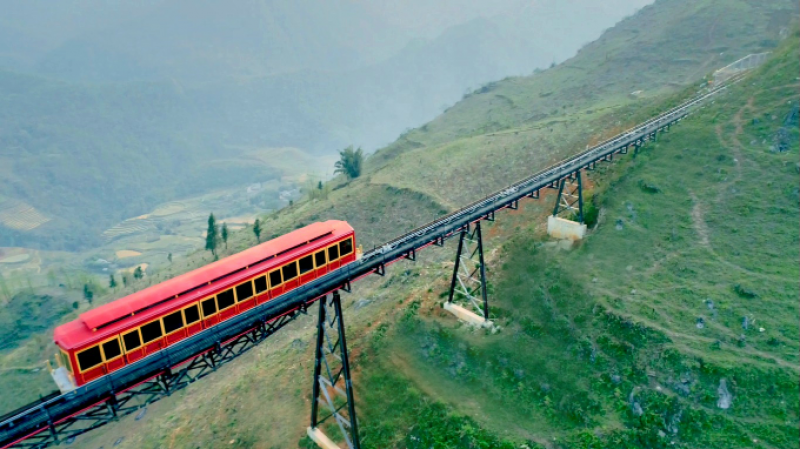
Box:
[308,291,361,449]
[12,309,306,449]
[447,221,489,320]
[552,170,585,224]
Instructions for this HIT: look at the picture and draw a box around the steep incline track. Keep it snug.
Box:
[0,78,741,449]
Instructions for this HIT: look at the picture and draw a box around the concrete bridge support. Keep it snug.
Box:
[547,170,587,241]
[444,221,494,328]
[308,292,361,449]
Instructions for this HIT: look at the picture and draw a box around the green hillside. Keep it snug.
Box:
[1,0,797,447]
[355,34,799,448]
[77,29,798,449]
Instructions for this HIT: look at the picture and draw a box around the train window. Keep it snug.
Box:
[340,238,353,256]
[102,338,122,361]
[140,320,163,343]
[299,255,314,274]
[328,244,339,261]
[314,250,326,267]
[163,310,184,334]
[202,297,217,317]
[282,262,298,281]
[184,304,200,325]
[236,281,253,301]
[254,276,267,294]
[269,270,282,287]
[123,330,142,351]
[77,346,103,371]
[217,289,235,310]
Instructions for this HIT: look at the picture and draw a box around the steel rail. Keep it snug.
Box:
[0,76,740,449]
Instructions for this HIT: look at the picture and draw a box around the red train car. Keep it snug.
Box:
[51,220,356,390]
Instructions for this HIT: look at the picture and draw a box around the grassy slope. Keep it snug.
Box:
[3,0,796,446]
[364,34,799,448]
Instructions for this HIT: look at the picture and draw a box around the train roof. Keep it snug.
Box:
[54,220,353,350]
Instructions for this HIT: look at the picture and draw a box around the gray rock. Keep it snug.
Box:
[514,369,525,380]
[291,338,307,350]
[717,379,733,409]
[673,381,691,397]
[696,317,705,329]
[611,374,622,384]
[632,401,644,416]
[742,316,749,330]
[135,408,147,421]
[354,299,371,310]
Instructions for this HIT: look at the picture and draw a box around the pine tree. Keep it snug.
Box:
[221,223,229,250]
[167,253,173,263]
[122,275,128,287]
[317,180,323,190]
[83,284,94,304]
[253,218,262,243]
[205,213,219,256]
[109,274,117,289]
[133,266,143,280]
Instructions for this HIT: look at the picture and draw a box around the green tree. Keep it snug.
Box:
[205,213,219,256]
[317,180,323,191]
[72,301,79,310]
[83,284,94,304]
[109,274,117,289]
[221,222,229,250]
[133,266,144,280]
[167,252,173,263]
[122,275,128,287]
[334,145,364,180]
[253,218,262,243]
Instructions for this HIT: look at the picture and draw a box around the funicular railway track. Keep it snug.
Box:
[0,77,741,449]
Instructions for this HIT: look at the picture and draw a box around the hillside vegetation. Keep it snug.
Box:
[1,0,797,447]
[78,29,798,449]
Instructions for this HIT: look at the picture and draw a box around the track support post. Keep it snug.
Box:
[445,222,493,327]
[308,291,361,449]
[552,170,584,223]
[547,170,588,240]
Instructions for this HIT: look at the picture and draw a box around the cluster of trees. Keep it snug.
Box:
[334,146,364,180]
[204,213,263,258]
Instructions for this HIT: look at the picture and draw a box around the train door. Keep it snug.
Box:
[327,243,341,270]
[122,329,145,363]
[298,254,315,285]
[313,248,328,278]
[236,280,256,313]
[139,319,165,356]
[183,304,203,337]
[253,275,269,305]
[201,296,220,328]
[281,261,300,293]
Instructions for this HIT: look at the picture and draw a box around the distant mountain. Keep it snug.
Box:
[0,0,657,251]
[32,0,409,84]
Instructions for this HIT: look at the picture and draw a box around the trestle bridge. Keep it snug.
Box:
[0,77,742,449]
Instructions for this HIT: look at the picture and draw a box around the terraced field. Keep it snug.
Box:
[0,198,50,231]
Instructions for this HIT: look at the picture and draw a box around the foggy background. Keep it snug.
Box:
[0,0,652,251]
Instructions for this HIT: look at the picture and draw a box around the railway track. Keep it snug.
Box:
[0,75,743,449]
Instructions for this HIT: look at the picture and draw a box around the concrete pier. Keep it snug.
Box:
[547,215,587,240]
[443,302,494,328]
[307,427,340,449]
